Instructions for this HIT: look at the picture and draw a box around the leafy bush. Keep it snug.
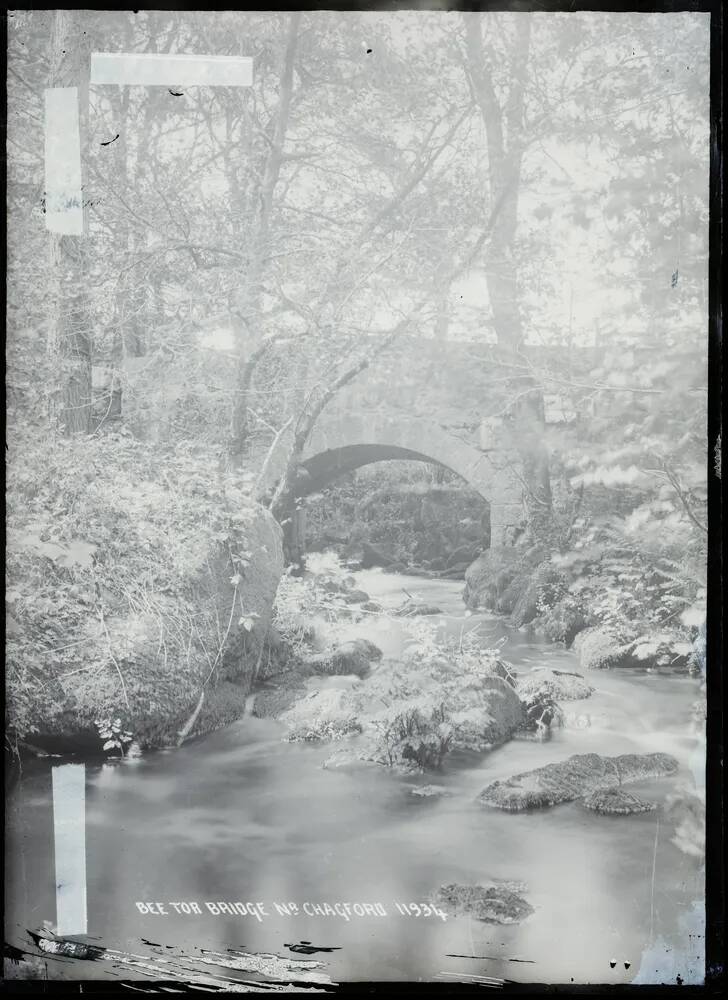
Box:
[5,428,269,751]
[354,623,524,771]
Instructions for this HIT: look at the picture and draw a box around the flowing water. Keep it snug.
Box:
[4,559,705,985]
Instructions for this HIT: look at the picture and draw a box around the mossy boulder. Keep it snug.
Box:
[463,545,547,614]
[8,503,284,752]
[573,626,638,670]
[534,595,587,646]
[510,562,568,628]
[434,882,534,924]
[463,547,521,610]
[279,686,362,742]
[516,667,594,703]
[478,752,679,811]
[357,656,525,770]
[306,638,382,678]
[581,788,657,815]
[394,602,444,617]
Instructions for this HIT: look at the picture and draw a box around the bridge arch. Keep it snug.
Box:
[298,412,523,548]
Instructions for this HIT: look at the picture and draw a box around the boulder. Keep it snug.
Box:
[360,600,383,613]
[462,547,521,611]
[322,747,375,771]
[629,633,695,671]
[581,788,657,815]
[510,562,568,628]
[251,679,308,719]
[434,883,534,924]
[517,694,563,741]
[8,504,284,752]
[535,596,587,647]
[573,626,638,671]
[394,602,444,617]
[477,751,679,811]
[516,668,594,703]
[279,687,362,742]
[306,638,383,678]
[360,669,525,770]
[575,627,694,672]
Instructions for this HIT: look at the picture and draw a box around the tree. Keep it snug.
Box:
[46,9,93,435]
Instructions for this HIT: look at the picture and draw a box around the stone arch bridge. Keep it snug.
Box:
[252,334,579,552]
[296,409,523,548]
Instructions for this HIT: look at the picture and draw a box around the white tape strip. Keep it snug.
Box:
[44,88,83,235]
[52,764,88,935]
[90,52,253,87]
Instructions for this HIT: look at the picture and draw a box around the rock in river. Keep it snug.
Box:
[516,667,594,703]
[306,638,383,678]
[394,602,443,617]
[477,752,678,811]
[410,784,451,798]
[434,883,534,924]
[581,788,657,815]
[280,687,362,743]
[573,626,638,670]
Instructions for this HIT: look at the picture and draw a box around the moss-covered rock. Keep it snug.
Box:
[462,545,550,615]
[510,562,568,628]
[478,752,679,811]
[394,602,444,617]
[279,686,362,742]
[306,638,382,678]
[573,626,638,671]
[535,595,587,646]
[7,500,284,752]
[251,675,309,719]
[581,788,657,815]
[516,667,594,703]
[357,656,525,770]
[434,882,534,924]
[463,547,521,610]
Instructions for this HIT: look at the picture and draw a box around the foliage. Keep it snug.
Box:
[5,427,263,749]
[355,624,523,771]
[5,11,710,751]
[94,717,133,755]
[305,460,487,569]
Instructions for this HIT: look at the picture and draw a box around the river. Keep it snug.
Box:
[4,560,705,986]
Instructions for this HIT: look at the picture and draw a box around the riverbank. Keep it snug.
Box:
[252,552,701,792]
[4,558,706,984]
[5,434,284,756]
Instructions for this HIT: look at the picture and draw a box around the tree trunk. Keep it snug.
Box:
[464,12,551,537]
[228,12,302,467]
[267,178,519,550]
[46,10,93,437]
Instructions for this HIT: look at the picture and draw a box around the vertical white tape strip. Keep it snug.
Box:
[52,764,88,935]
[44,87,83,235]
